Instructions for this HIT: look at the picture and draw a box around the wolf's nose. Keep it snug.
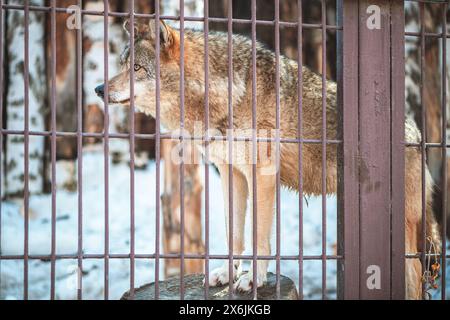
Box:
[95,84,105,98]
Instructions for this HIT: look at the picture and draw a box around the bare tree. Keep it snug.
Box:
[83,1,129,161]
[160,0,205,278]
[5,0,46,197]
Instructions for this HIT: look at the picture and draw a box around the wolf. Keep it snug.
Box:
[95,19,441,299]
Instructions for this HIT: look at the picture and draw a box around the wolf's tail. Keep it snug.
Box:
[425,169,441,265]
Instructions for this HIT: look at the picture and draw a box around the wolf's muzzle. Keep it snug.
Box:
[95,84,105,99]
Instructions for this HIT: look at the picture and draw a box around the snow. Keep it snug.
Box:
[1,148,339,300]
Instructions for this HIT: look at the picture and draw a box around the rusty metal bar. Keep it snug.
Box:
[227,0,234,300]
[23,0,30,301]
[407,142,450,148]
[203,0,210,300]
[251,0,258,301]
[128,0,136,300]
[0,129,342,145]
[297,0,304,301]
[179,0,186,300]
[154,0,161,301]
[0,0,3,289]
[50,0,57,300]
[274,0,281,300]
[440,1,447,301]
[320,0,328,300]
[407,0,448,3]
[419,1,427,300]
[103,0,110,301]
[76,0,84,301]
[406,31,450,38]
[0,4,344,30]
[0,253,344,261]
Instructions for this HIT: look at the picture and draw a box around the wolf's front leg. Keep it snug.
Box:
[234,169,276,293]
[206,165,248,287]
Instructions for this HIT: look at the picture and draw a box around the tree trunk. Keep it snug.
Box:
[161,140,204,278]
[82,0,129,161]
[5,0,46,197]
[41,0,79,193]
[161,0,205,278]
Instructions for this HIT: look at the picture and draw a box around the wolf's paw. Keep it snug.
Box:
[204,264,238,287]
[233,272,266,293]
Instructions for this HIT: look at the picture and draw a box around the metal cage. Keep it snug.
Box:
[0,0,449,300]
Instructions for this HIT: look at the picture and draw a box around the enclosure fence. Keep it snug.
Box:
[0,0,449,300]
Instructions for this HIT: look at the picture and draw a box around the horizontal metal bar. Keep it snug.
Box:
[405,31,450,39]
[0,129,342,145]
[0,4,341,30]
[11,128,450,148]
[406,253,450,259]
[405,0,449,3]
[0,254,344,261]
[405,142,450,148]
[3,252,447,261]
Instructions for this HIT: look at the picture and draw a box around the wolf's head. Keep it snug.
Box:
[95,19,182,114]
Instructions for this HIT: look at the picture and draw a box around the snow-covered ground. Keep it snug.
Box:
[1,149,447,300]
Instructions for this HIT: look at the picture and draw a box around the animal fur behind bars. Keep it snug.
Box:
[97,19,441,299]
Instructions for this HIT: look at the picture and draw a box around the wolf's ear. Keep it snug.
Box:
[149,19,174,48]
[123,19,151,39]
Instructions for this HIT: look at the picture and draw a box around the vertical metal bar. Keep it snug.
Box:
[338,0,359,300]
[179,0,186,301]
[419,1,427,300]
[358,0,391,299]
[0,0,3,283]
[274,0,281,300]
[76,0,83,301]
[50,0,57,300]
[103,0,110,301]
[297,0,304,301]
[227,0,234,300]
[251,0,258,301]
[23,0,30,301]
[155,0,161,301]
[128,0,136,300]
[203,0,210,300]
[440,1,447,301]
[390,0,406,300]
[320,0,327,300]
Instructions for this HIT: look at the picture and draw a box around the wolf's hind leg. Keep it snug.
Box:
[206,165,248,287]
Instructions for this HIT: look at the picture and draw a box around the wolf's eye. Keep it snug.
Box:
[134,64,142,72]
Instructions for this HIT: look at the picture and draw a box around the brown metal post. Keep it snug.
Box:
[359,0,392,299]
[339,0,406,300]
[359,0,406,299]
[338,0,360,300]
